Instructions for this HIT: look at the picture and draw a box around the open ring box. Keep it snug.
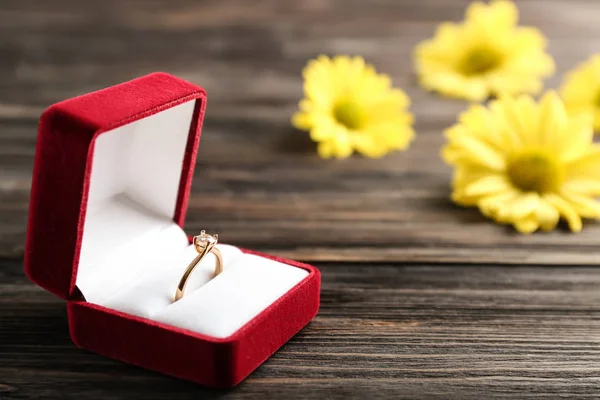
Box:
[24,72,321,387]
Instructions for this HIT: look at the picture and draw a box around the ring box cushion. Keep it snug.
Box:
[24,73,321,387]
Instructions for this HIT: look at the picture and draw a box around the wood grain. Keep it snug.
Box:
[1,0,600,264]
[1,258,599,399]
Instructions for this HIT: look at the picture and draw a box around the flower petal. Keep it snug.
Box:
[514,214,539,234]
[560,54,600,132]
[509,192,540,219]
[563,179,600,196]
[488,98,526,150]
[292,111,312,130]
[566,145,600,179]
[317,137,352,159]
[464,174,512,197]
[476,189,519,220]
[535,198,560,232]
[442,132,506,170]
[558,114,595,163]
[560,191,600,219]
[544,193,583,232]
[538,91,567,147]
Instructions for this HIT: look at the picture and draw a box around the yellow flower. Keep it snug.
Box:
[414,0,555,101]
[292,55,414,159]
[560,54,600,133]
[442,91,600,233]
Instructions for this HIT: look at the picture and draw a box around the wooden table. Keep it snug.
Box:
[1,0,599,398]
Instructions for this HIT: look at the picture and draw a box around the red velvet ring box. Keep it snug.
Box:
[24,72,321,387]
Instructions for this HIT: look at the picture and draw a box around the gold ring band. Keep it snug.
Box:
[174,231,222,302]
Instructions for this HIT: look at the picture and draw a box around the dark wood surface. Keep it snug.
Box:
[2,260,600,399]
[0,0,599,398]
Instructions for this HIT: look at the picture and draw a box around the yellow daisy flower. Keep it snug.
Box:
[292,55,414,159]
[442,91,600,233]
[414,0,555,101]
[560,54,600,133]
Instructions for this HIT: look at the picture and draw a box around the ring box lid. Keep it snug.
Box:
[24,72,207,300]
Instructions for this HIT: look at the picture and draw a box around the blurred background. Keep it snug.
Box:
[1,0,600,263]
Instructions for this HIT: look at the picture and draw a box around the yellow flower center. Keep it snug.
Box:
[507,149,564,193]
[459,47,503,76]
[333,100,365,130]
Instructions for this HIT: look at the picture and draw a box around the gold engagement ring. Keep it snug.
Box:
[174,231,222,302]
